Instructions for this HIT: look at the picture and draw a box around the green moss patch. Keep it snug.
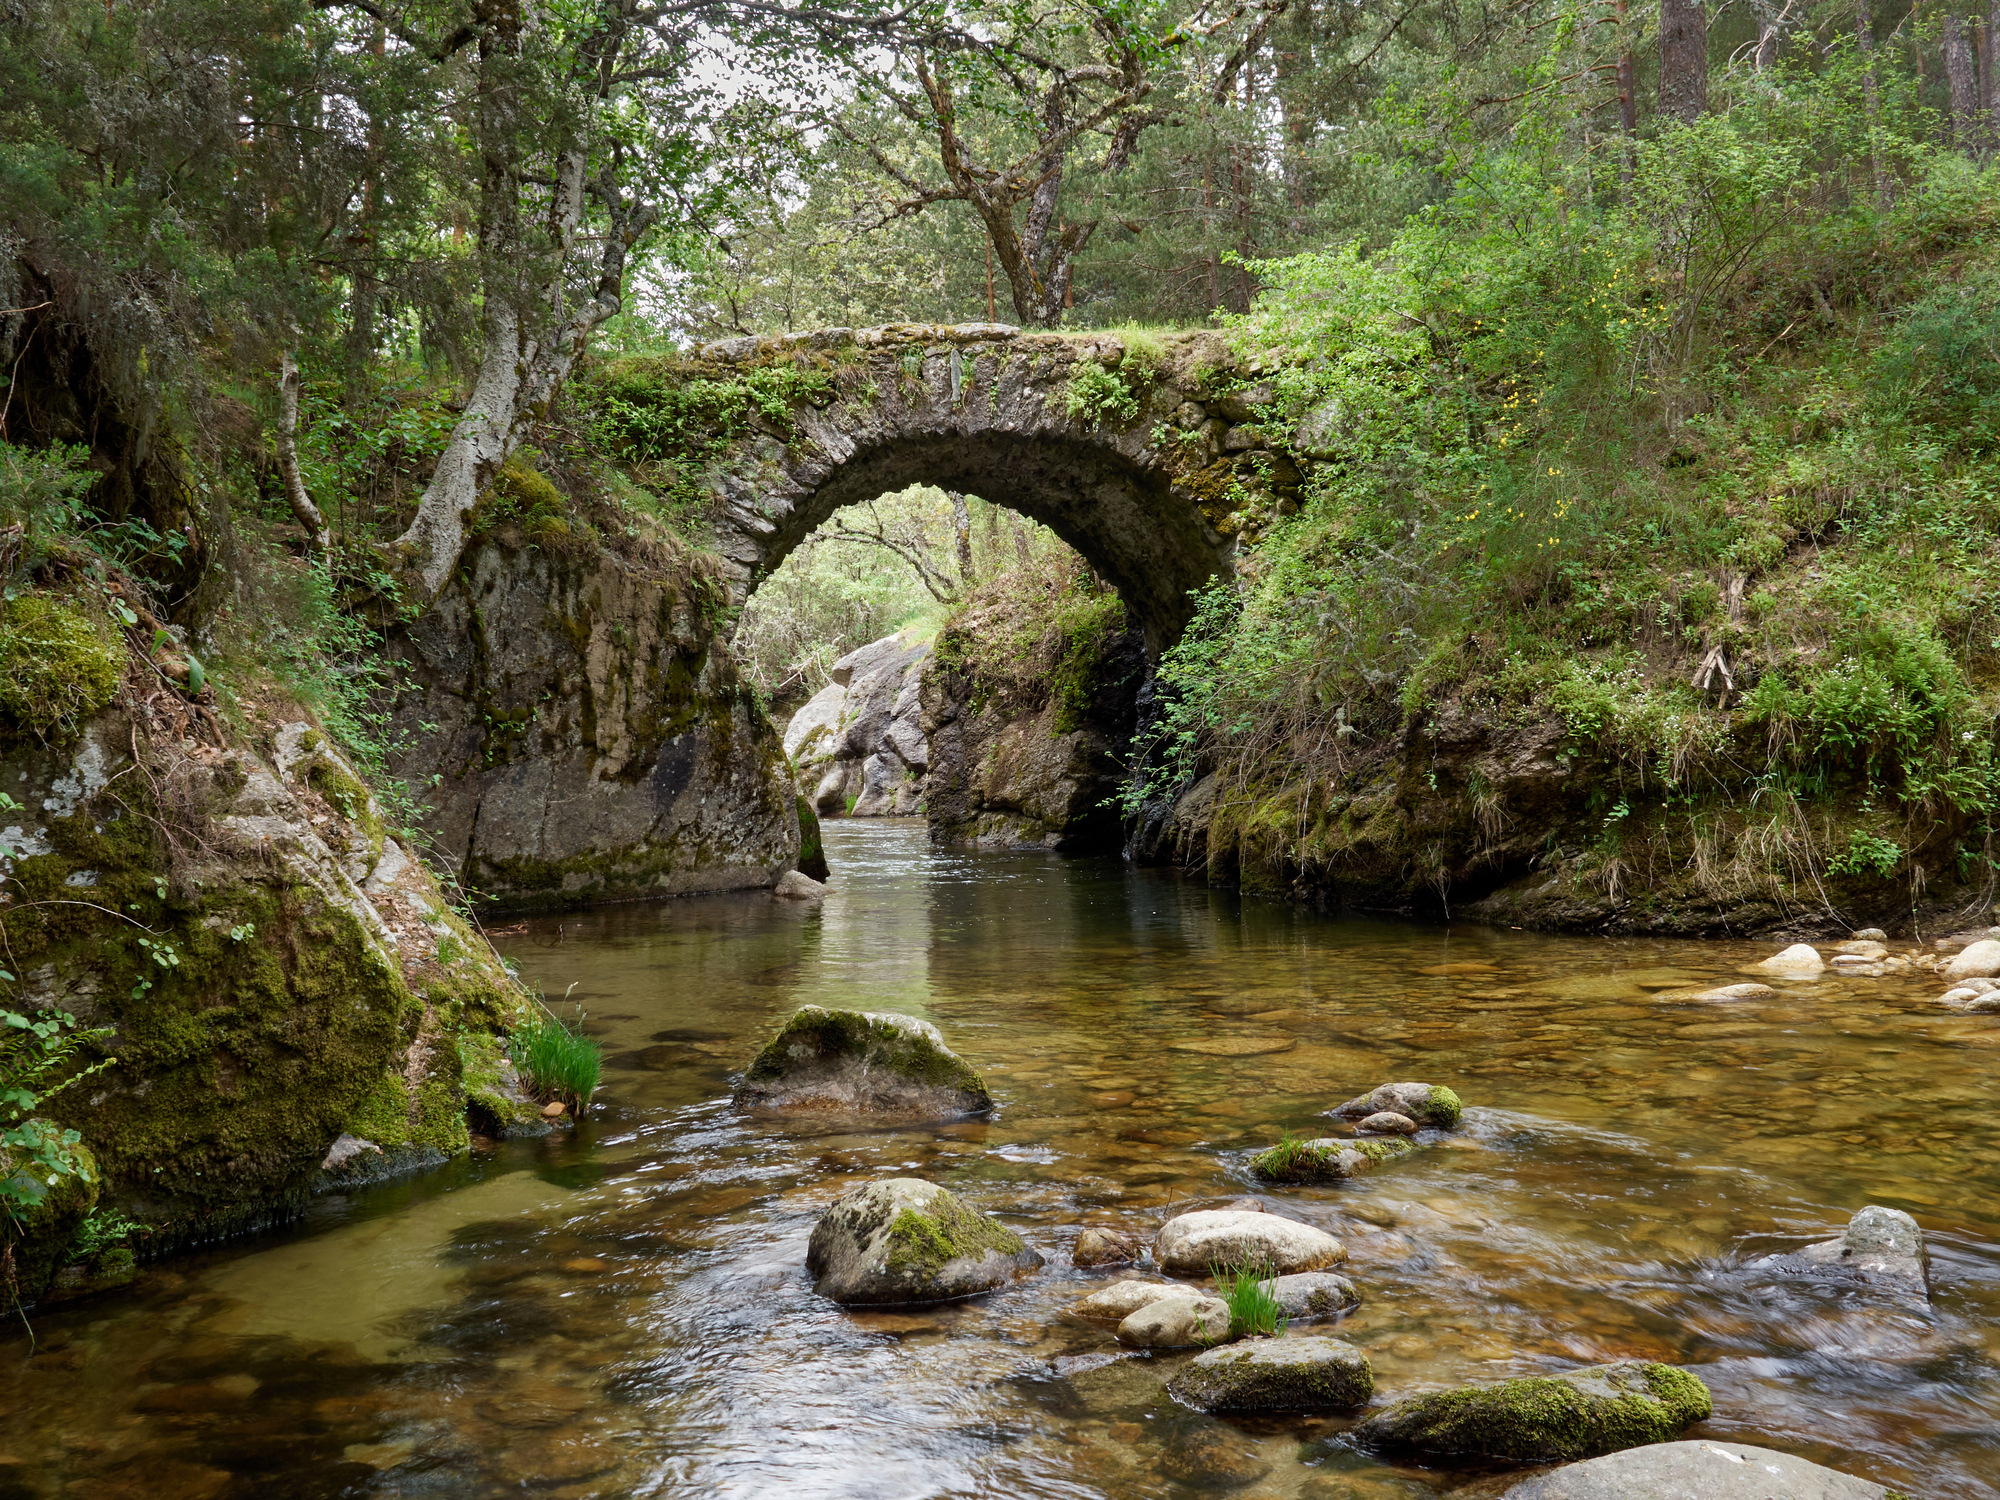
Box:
[1358,1361,1713,1462]
[883,1190,1025,1274]
[0,592,120,740]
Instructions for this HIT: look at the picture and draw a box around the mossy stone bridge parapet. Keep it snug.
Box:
[680,322,1310,650]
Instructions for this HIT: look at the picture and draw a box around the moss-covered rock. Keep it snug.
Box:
[805,1177,1042,1305]
[1167,1335,1373,1412]
[1354,1361,1714,1463]
[0,591,120,741]
[1333,1081,1465,1128]
[1251,1135,1419,1183]
[734,1006,992,1119]
[795,795,829,880]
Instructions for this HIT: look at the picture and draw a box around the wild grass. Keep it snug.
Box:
[1211,1258,1286,1338]
[509,1006,603,1114]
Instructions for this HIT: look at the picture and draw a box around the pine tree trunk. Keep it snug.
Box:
[1659,0,1709,123]
[1986,3,2000,150]
[1856,0,1887,205]
[1946,14,1979,148]
[1752,0,1781,70]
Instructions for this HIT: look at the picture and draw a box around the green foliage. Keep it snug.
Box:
[508,1008,602,1115]
[0,1007,112,1223]
[1062,360,1142,424]
[1828,830,1903,879]
[1212,1258,1286,1339]
[1873,266,2000,451]
[0,443,96,574]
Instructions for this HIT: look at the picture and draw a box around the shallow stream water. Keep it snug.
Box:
[4,819,1998,1499]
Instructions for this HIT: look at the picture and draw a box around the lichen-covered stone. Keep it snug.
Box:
[1167,1335,1373,1411]
[1354,1361,1714,1463]
[1499,1440,1898,1499]
[1152,1210,1346,1276]
[385,534,798,910]
[1761,1204,1929,1303]
[734,1006,992,1119]
[1332,1081,1464,1128]
[1252,1135,1417,1183]
[805,1177,1041,1305]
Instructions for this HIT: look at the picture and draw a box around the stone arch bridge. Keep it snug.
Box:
[684,321,1312,650]
[390,322,1325,911]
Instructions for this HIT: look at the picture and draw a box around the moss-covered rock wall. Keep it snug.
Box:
[384,528,798,909]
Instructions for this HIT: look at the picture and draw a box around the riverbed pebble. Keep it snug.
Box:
[1760,1203,1929,1303]
[1116,1290,1231,1348]
[1259,1271,1361,1320]
[1755,943,1826,975]
[1499,1440,1896,1499]
[1685,983,1778,1001]
[1356,1111,1418,1136]
[1166,1334,1373,1411]
[1353,1360,1713,1462]
[1332,1081,1464,1128]
[1153,1210,1347,1276]
[1071,1227,1139,1267]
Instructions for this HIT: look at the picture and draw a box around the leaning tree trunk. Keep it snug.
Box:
[1659,0,1708,124]
[276,351,331,555]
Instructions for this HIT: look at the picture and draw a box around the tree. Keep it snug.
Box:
[1660,0,1708,123]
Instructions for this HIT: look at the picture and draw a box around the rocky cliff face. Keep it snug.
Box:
[2,609,543,1299]
[386,527,799,909]
[786,633,932,818]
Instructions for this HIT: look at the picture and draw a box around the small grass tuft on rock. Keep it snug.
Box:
[1213,1258,1286,1338]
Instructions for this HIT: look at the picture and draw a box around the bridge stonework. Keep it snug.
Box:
[686,322,1309,650]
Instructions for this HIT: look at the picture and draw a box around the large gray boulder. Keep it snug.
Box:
[787,633,932,817]
[1166,1335,1373,1412]
[1499,1440,1897,1499]
[1153,1210,1346,1276]
[1354,1362,1714,1463]
[805,1178,1041,1305]
[734,1006,992,1119]
[1761,1205,1929,1303]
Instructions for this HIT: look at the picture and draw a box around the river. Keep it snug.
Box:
[3,819,1996,1498]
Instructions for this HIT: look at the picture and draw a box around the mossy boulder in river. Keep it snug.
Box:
[806,1177,1041,1305]
[734,1007,992,1119]
[1167,1335,1373,1412]
[1332,1081,1464,1128]
[1252,1135,1419,1183]
[1354,1361,1713,1463]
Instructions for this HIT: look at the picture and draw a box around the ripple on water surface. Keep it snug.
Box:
[3,817,1997,1499]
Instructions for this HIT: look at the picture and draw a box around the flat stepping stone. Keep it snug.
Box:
[1068,1279,1181,1321]
[1167,1334,1373,1411]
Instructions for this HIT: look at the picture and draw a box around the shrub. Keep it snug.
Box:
[508,1008,603,1114]
[1873,264,2000,451]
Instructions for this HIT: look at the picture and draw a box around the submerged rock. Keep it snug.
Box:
[1117,1290,1232,1349]
[1069,1279,1182,1321]
[734,1006,992,1119]
[1353,1361,1713,1463]
[1167,1335,1373,1412]
[1261,1271,1362,1321]
[1159,1418,1272,1488]
[1332,1082,1464,1128]
[1252,1136,1418,1183]
[1761,1204,1929,1303]
[1072,1226,1139,1267]
[1755,943,1826,975]
[806,1177,1041,1305]
[772,869,827,900]
[1685,982,1777,1001]
[1153,1210,1346,1276]
[1499,1439,1897,1499]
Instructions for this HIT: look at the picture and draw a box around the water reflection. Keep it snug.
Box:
[2,818,1995,1499]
